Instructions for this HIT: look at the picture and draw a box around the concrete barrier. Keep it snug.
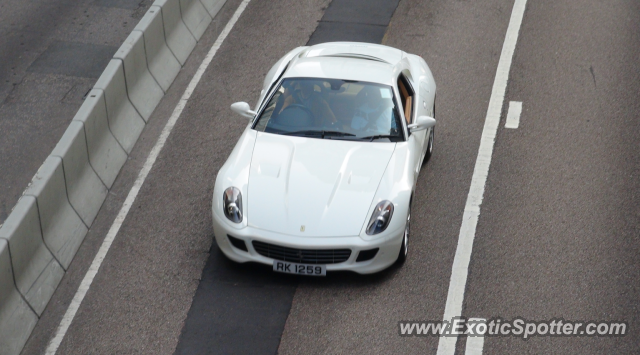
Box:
[94,59,146,154]
[51,121,108,227]
[180,0,212,41]
[0,196,64,316]
[199,0,227,18]
[114,31,165,121]
[72,89,128,189]
[0,0,229,352]
[134,7,182,93]
[0,239,39,355]
[153,0,197,66]
[24,157,88,270]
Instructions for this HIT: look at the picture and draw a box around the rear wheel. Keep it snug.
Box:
[423,127,434,165]
[422,102,435,165]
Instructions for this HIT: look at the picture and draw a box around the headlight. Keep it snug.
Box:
[366,200,394,235]
[223,187,243,223]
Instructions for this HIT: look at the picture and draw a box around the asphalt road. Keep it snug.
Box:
[10,0,640,354]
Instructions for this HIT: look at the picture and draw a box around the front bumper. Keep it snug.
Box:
[212,211,404,274]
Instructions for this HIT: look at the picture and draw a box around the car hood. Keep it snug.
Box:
[247,132,396,237]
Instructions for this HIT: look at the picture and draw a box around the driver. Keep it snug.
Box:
[279,80,337,126]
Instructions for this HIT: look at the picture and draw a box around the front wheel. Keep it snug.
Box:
[396,206,410,265]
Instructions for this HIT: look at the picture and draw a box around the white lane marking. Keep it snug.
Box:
[44,1,252,353]
[505,101,522,129]
[465,335,485,355]
[464,318,486,355]
[436,0,527,354]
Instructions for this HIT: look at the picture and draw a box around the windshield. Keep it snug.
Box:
[253,78,404,142]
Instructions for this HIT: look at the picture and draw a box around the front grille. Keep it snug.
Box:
[252,241,351,264]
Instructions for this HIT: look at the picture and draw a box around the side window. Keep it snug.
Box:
[397,75,414,124]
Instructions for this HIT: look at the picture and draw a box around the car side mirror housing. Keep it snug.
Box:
[408,115,436,132]
[230,101,256,119]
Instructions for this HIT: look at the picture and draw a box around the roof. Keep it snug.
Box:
[283,42,405,85]
[302,42,404,65]
[283,57,396,85]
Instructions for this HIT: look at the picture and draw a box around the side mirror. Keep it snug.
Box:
[230,102,256,119]
[408,115,436,132]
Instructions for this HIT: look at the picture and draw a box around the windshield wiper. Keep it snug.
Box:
[281,130,355,139]
[322,131,356,139]
[280,130,324,137]
[359,134,398,142]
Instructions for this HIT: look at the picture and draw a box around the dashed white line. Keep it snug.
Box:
[436,0,528,354]
[465,334,485,355]
[464,318,486,355]
[44,1,252,353]
[505,101,523,129]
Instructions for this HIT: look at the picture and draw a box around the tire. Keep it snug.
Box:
[396,205,410,265]
[423,127,434,165]
[422,101,435,165]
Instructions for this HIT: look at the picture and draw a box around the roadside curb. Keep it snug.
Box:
[0,0,227,353]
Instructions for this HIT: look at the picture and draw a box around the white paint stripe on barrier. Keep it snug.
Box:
[180,0,213,40]
[436,0,528,354]
[72,89,128,189]
[199,0,227,18]
[0,239,39,355]
[45,1,251,352]
[134,7,182,92]
[504,101,522,129]
[24,157,88,270]
[52,121,108,227]
[153,0,197,66]
[115,31,166,121]
[0,196,64,316]
[94,59,146,153]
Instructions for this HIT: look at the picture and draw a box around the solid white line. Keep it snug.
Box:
[505,101,523,129]
[436,1,527,354]
[44,1,251,353]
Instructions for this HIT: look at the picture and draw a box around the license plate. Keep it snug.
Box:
[273,260,326,276]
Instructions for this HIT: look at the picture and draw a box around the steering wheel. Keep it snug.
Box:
[272,104,315,127]
[283,103,311,112]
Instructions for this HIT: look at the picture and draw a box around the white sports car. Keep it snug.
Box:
[212,42,436,275]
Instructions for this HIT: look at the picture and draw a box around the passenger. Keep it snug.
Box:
[351,87,393,134]
[279,80,337,126]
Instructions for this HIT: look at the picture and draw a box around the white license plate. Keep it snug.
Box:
[273,260,326,276]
